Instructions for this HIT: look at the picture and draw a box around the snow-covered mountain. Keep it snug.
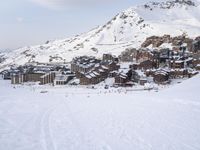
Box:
[1,0,200,70]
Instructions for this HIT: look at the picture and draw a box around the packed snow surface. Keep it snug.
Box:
[0,74,200,150]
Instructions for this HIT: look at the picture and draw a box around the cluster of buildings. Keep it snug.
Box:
[71,54,120,85]
[1,63,75,86]
[1,35,200,87]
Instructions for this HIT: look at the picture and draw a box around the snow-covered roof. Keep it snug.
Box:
[155,69,169,76]
[119,75,127,79]
[175,60,184,63]
[98,69,105,72]
[101,65,109,70]
[54,75,68,81]
[93,71,100,76]
[89,72,96,78]
[85,75,92,79]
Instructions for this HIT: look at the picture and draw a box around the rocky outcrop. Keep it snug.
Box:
[141,34,195,51]
[141,35,171,48]
[143,0,196,10]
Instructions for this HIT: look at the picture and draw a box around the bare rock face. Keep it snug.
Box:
[143,0,196,10]
[141,34,199,52]
[0,58,4,64]
[141,35,171,48]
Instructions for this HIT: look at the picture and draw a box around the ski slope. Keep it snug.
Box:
[0,74,200,150]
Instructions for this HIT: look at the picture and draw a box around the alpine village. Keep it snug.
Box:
[1,35,200,88]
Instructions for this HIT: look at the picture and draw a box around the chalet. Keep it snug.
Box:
[185,57,193,68]
[75,71,86,78]
[101,61,120,72]
[188,69,199,78]
[1,70,12,80]
[159,48,171,63]
[192,59,200,67]
[131,70,140,83]
[129,63,139,70]
[145,69,156,77]
[101,54,120,72]
[136,50,154,63]
[71,56,100,74]
[54,75,68,85]
[138,60,156,70]
[74,63,95,74]
[139,77,148,86]
[114,68,134,87]
[151,50,160,68]
[78,62,111,85]
[169,69,188,79]
[153,69,170,84]
[119,48,138,62]
[80,71,101,85]
[179,43,188,55]
[115,73,129,87]
[170,60,185,69]
[109,71,118,78]
[94,66,109,80]
[193,53,200,60]
[195,64,200,71]
[192,39,200,53]
[102,54,119,63]
[80,74,92,85]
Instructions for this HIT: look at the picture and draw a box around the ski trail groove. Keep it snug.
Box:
[41,108,57,150]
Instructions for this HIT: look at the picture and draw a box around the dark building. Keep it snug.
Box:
[11,65,56,85]
[102,54,119,63]
[170,60,185,69]
[153,69,170,84]
[192,39,200,53]
[159,48,171,63]
[169,69,188,79]
[54,74,75,85]
[80,71,102,85]
[138,60,156,70]
[115,73,129,86]
[71,56,100,74]
[1,70,12,80]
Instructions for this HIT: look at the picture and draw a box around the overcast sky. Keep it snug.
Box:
[0,0,157,50]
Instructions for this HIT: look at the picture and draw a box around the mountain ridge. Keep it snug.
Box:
[0,0,200,70]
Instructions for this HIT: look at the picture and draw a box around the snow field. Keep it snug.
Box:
[0,74,200,150]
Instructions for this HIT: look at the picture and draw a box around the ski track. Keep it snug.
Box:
[41,107,57,150]
[61,99,92,150]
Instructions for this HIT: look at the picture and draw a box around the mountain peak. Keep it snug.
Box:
[0,0,200,70]
[142,0,197,10]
